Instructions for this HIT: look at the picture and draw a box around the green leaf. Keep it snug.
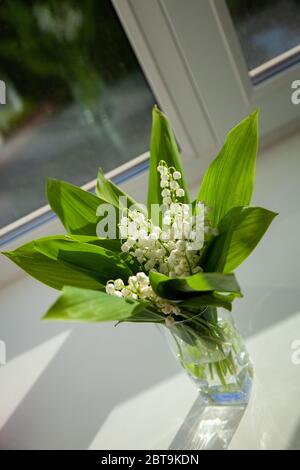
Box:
[197,111,259,227]
[44,287,164,323]
[3,236,133,290]
[2,242,103,291]
[46,178,102,236]
[66,234,122,253]
[44,286,143,322]
[179,293,235,312]
[149,271,241,300]
[203,206,278,272]
[96,168,146,215]
[147,106,190,212]
[33,236,132,283]
[65,235,141,273]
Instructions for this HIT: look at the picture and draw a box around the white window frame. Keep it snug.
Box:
[157,0,300,142]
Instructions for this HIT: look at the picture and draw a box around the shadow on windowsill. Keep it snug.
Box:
[169,397,246,450]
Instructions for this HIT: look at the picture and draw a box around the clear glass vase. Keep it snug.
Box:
[164,308,253,405]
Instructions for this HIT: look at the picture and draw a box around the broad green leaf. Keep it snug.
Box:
[33,236,132,283]
[203,206,278,272]
[2,242,103,291]
[197,111,259,226]
[149,271,241,300]
[3,236,133,290]
[46,178,102,236]
[65,234,140,273]
[66,234,122,253]
[44,287,141,322]
[179,293,235,312]
[96,168,146,215]
[43,286,164,323]
[147,106,190,212]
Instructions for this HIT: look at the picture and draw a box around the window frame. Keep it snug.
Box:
[156,0,300,142]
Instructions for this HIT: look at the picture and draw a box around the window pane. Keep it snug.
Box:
[227,0,300,79]
[0,0,156,229]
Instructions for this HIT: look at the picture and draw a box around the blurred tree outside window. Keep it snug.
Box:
[0,0,156,229]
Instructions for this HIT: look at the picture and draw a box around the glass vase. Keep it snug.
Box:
[164,308,253,405]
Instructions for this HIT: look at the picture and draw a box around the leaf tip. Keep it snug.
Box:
[42,311,64,322]
[152,105,166,122]
[46,176,58,188]
[46,177,60,203]
[41,313,52,321]
[246,109,259,131]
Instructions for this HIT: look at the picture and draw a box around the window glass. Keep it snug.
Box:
[0,0,156,229]
[227,0,300,78]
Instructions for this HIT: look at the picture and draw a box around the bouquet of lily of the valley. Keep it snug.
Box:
[3,107,277,404]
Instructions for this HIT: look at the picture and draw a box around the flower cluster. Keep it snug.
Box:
[106,272,180,318]
[158,162,185,204]
[118,161,217,278]
[107,161,218,320]
[119,208,204,277]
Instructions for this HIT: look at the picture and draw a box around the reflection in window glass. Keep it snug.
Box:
[0,0,156,229]
[227,0,300,71]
